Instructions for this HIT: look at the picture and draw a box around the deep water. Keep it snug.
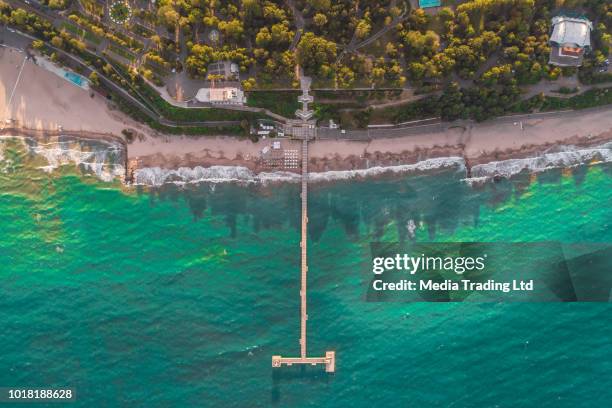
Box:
[0,138,611,407]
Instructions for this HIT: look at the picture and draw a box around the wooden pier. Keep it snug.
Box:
[271,137,335,373]
[272,73,335,373]
[272,352,336,373]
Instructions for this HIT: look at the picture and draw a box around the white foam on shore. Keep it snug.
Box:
[0,141,7,173]
[467,142,612,182]
[134,166,300,185]
[133,157,465,187]
[134,142,612,188]
[3,135,610,186]
[0,135,125,182]
[307,157,465,182]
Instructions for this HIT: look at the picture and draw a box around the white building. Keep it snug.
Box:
[195,87,245,105]
[549,16,593,67]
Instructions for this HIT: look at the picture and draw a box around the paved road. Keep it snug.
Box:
[285,0,304,51]
[0,27,31,49]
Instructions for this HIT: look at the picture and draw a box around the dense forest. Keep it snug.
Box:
[137,0,611,88]
[1,0,610,124]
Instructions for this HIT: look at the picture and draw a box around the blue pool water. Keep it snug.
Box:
[419,0,441,7]
[64,71,85,87]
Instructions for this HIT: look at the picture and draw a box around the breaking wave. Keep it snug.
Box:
[134,142,612,187]
[133,166,301,185]
[467,142,612,182]
[307,157,465,182]
[0,135,125,182]
[133,157,465,186]
[4,134,610,187]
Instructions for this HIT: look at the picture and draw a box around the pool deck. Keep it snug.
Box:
[34,56,90,91]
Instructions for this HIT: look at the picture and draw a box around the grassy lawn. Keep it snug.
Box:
[370,96,440,124]
[107,86,245,135]
[515,87,612,113]
[246,91,300,117]
[143,61,170,78]
[544,87,612,110]
[119,35,143,52]
[313,95,441,128]
[133,24,155,38]
[79,0,104,19]
[60,22,101,45]
[108,45,135,62]
[314,89,402,103]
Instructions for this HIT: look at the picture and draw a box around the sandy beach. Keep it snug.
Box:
[0,47,135,135]
[1,46,612,176]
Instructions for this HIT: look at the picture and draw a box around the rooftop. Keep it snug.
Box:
[549,45,586,67]
[550,16,592,49]
[195,87,245,104]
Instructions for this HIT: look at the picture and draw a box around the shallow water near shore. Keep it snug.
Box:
[0,136,611,407]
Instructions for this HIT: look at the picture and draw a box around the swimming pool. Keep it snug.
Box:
[419,0,441,7]
[64,71,85,87]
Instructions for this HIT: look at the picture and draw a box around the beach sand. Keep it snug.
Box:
[0,47,133,135]
[1,48,611,175]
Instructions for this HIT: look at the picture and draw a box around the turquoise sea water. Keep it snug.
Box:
[0,138,611,407]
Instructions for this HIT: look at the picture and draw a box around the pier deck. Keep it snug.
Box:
[272,137,335,373]
[272,73,334,373]
[272,352,336,373]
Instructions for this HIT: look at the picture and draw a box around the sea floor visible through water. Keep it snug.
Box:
[0,136,611,407]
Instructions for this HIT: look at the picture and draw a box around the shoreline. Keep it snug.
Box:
[127,108,612,180]
[132,141,612,187]
[2,113,612,186]
[1,46,612,185]
[2,127,610,187]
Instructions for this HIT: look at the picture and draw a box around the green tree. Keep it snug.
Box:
[355,19,371,39]
[313,13,327,27]
[255,27,272,47]
[242,0,262,20]
[10,8,28,26]
[186,44,215,76]
[296,32,337,76]
[88,71,100,86]
[50,35,63,49]
[440,82,465,121]
[157,5,179,27]
[242,77,257,91]
[218,19,244,40]
[308,0,331,12]
[402,30,439,59]
[48,0,67,10]
[270,22,293,46]
[336,65,355,88]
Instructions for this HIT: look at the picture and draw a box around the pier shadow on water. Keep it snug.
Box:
[270,366,334,405]
[143,164,609,242]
